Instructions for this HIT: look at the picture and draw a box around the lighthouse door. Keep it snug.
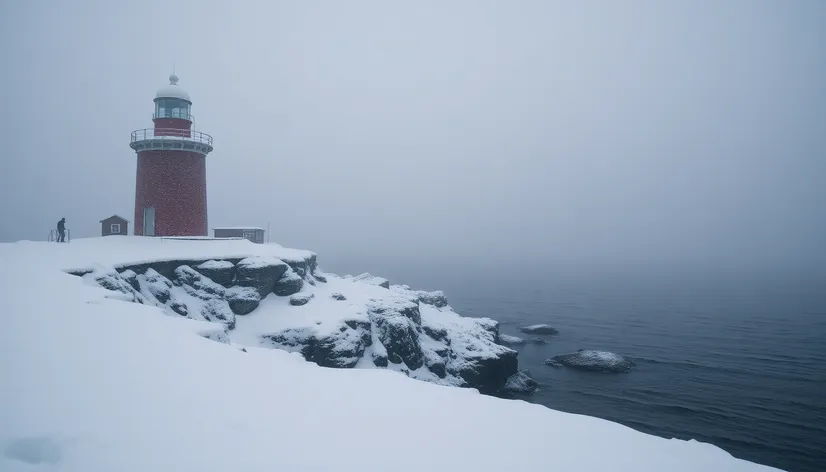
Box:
[143,207,156,236]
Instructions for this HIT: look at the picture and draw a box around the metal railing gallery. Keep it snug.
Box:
[130,128,213,146]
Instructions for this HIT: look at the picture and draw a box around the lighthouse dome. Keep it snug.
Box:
[155,73,191,102]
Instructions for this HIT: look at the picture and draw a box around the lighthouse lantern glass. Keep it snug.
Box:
[155,98,191,120]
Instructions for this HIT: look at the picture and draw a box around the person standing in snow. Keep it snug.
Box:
[56,217,66,243]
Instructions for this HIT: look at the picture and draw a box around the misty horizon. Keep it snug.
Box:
[1,1,824,268]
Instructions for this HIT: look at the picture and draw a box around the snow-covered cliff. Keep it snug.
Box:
[70,240,521,394]
[0,237,783,472]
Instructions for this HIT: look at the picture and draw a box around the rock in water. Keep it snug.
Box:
[225,286,261,315]
[235,256,289,297]
[544,350,635,373]
[504,370,539,394]
[499,334,527,346]
[520,324,559,335]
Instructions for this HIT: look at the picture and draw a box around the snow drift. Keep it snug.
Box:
[0,237,782,472]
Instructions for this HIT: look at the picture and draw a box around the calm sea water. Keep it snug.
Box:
[326,259,826,472]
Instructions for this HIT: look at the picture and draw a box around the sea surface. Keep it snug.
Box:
[326,259,826,472]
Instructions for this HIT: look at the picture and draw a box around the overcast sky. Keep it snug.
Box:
[1,1,824,269]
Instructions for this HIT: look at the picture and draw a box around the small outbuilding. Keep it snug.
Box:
[101,215,129,236]
[213,227,265,244]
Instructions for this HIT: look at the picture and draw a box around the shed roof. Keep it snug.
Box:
[100,215,130,223]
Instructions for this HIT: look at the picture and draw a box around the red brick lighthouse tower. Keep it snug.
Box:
[130,74,214,236]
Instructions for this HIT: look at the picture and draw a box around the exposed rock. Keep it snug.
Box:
[194,260,236,287]
[273,268,304,297]
[451,349,518,394]
[352,273,390,289]
[118,269,140,291]
[262,319,372,368]
[290,293,314,306]
[544,350,635,373]
[313,272,328,283]
[416,290,448,308]
[520,324,559,335]
[369,302,424,370]
[503,370,539,394]
[137,268,173,304]
[225,286,261,315]
[499,334,527,346]
[174,265,226,299]
[169,301,189,316]
[87,269,145,304]
[390,285,449,308]
[475,318,501,343]
[331,292,346,301]
[422,325,449,343]
[235,256,288,297]
[531,338,549,345]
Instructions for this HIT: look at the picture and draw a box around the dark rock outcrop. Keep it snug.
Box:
[273,268,304,297]
[503,370,539,394]
[544,349,635,373]
[262,319,372,368]
[331,292,346,301]
[235,256,288,297]
[225,286,261,315]
[174,266,226,298]
[88,269,145,304]
[194,260,236,287]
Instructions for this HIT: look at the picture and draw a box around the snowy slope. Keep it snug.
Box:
[0,238,782,471]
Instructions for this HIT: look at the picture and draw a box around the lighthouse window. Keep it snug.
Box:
[155,99,191,120]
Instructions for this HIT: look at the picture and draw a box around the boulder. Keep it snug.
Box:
[331,292,347,301]
[137,268,173,304]
[200,299,236,330]
[87,269,145,304]
[225,286,261,315]
[235,256,288,297]
[194,260,236,286]
[520,324,559,335]
[544,350,635,373]
[290,293,314,306]
[273,268,304,297]
[503,370,539,394]
[118,269,140,291]
[169,301,189,316]
[173,265,226,299]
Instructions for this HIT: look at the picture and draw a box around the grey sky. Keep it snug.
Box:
[1,1,824,268]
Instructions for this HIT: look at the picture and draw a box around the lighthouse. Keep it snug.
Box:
[129,74,214,237]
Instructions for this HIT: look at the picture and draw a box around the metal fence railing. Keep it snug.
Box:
[48,229,71,243]
[130,128,213,146]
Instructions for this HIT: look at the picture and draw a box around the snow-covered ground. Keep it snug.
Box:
[0,237,782,471]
